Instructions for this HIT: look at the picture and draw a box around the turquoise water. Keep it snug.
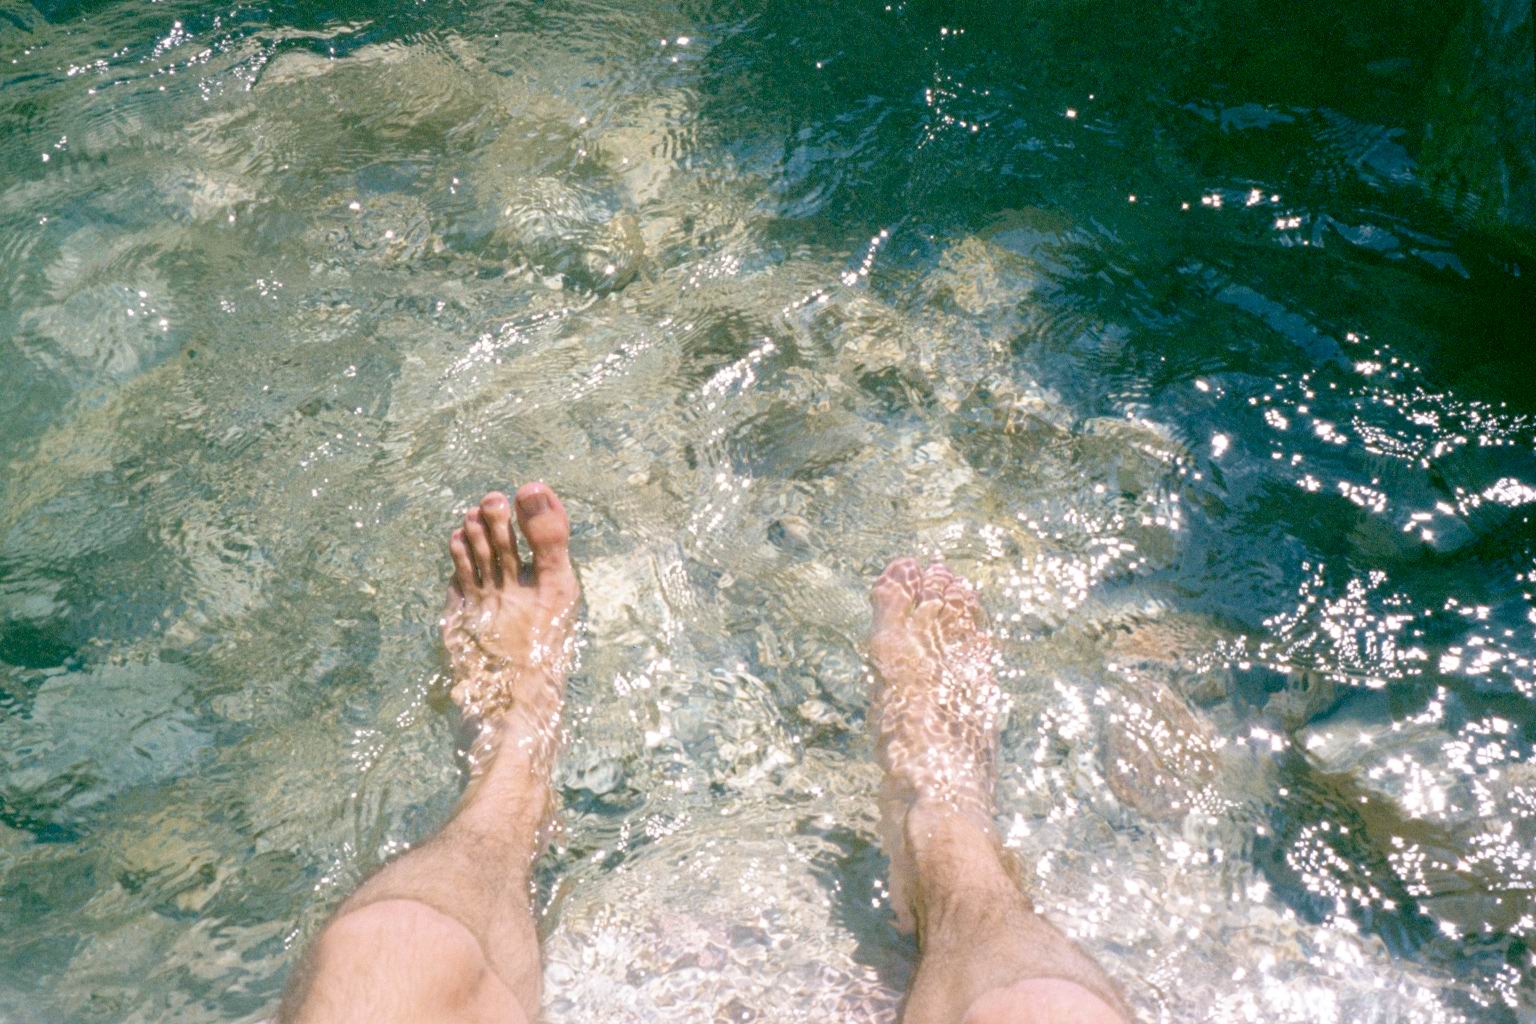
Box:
[2,0,1534,1020]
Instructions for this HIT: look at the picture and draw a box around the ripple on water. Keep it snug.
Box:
[2,0,1533,1020]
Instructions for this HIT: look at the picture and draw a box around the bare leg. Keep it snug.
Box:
[869,559,1134,1024]
[281,483,580,1024]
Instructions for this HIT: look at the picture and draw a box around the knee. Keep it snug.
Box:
[299,900,492,1016]
[962,978,1130,1024]
[318,898,485,971]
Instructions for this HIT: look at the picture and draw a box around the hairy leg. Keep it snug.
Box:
[869,559,1134,1024]
[281,484,580,1024]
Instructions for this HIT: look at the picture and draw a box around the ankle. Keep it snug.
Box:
[904,801,1029,937]
[457,714,559,838]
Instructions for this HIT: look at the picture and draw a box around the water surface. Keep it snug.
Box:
[2,1,1534,1021]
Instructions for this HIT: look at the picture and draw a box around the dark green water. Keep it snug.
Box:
[2,0,1534,1020]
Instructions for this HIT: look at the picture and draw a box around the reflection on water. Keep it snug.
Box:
[1,0,1533,1020]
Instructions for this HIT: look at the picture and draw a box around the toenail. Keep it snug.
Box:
[518,491,549,515]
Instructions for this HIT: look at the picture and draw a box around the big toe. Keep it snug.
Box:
[515,482,576,591]
[872,557,920,630]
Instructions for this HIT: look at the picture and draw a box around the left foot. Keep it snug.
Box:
[442,483,580,771]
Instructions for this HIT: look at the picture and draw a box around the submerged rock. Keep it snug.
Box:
[1422,0,1536,248]
[541,756,899,1024]
[1100,606,1240,706]
[923,234,1041,318]
[1102,671,1224,822]
[0,661,209,833]
[1287,708,1536,949]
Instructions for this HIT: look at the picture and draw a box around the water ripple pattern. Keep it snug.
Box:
[1,0,1533,1021]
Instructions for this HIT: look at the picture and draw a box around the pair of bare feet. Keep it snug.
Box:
[283,483,1131,1024]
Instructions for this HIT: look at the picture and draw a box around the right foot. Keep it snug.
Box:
[442,483,580,772]
[868,558,1005,933]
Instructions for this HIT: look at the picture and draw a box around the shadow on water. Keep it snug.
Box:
[799,816,916,998]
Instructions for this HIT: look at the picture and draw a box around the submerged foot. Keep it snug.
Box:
[868,558,1004,933]
[442,483,580,773]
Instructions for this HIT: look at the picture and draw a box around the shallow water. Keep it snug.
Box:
[2,0,1535,1021]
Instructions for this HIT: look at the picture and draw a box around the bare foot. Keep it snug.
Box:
[869,558,1005,933]
[442,483,580,774]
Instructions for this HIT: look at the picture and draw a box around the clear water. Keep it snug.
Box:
[2,1,1533,1021]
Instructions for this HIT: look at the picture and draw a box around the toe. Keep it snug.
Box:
[441,581,466,635]
[449,529,478,594]
[872,557,920,628]
[919,563,953,605]
[944,576,981,618]
[464,507,498,587]
[515,482,575,591]
[941,577,987,641]
[480,491,522,583]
